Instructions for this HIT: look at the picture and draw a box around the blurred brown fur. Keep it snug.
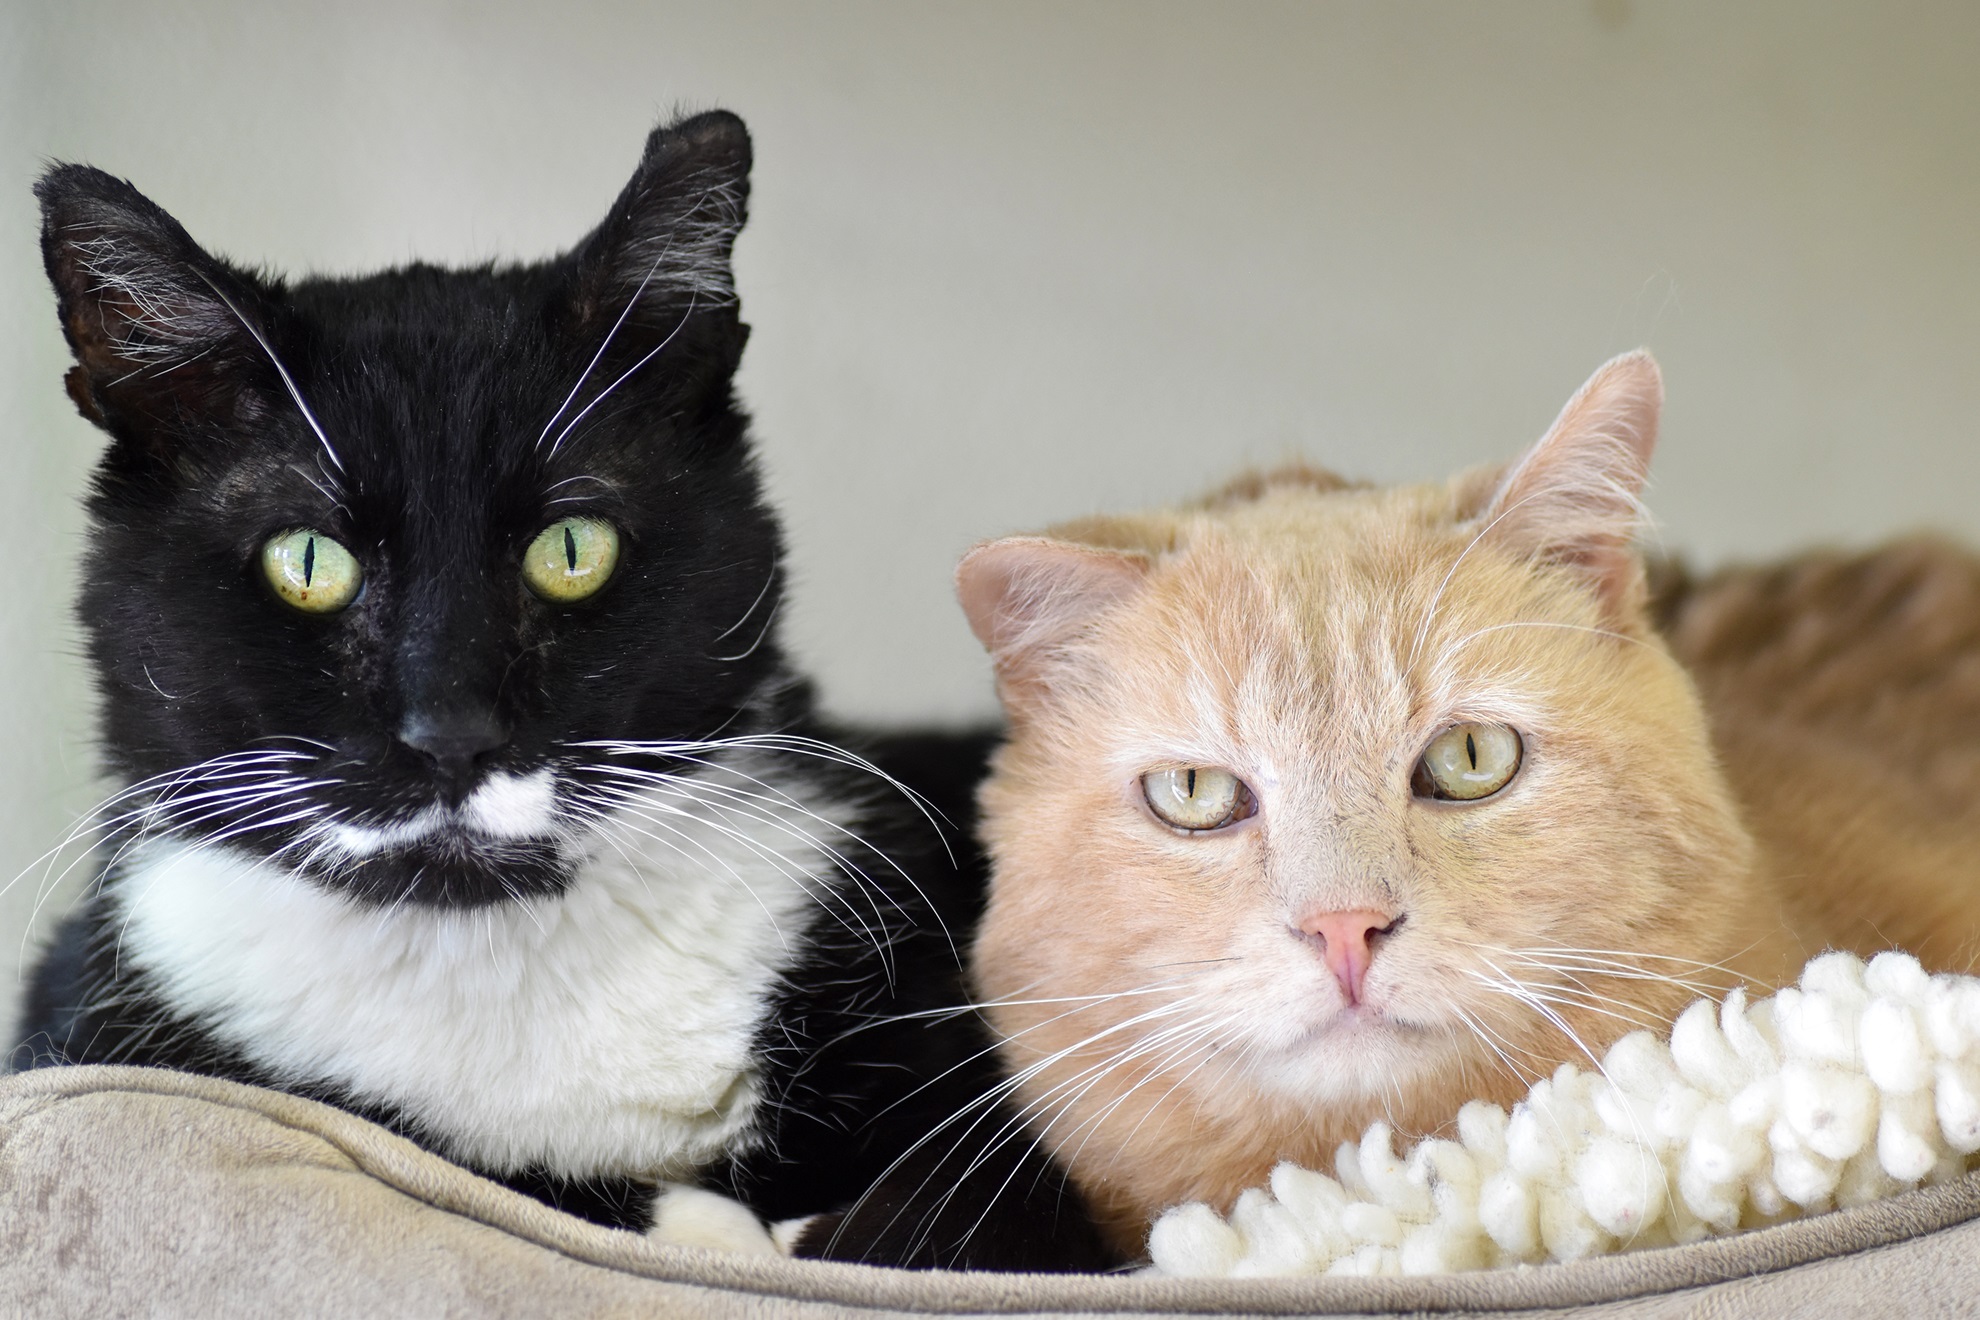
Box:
[1660,540,1980,972]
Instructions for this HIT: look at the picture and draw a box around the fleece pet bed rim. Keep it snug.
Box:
[6,1064,1980,1316]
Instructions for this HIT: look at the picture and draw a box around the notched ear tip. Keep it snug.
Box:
[629,111,752,218]
[642,109,753,179]
[575,110,753,325]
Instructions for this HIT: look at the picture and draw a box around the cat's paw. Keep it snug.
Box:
[770,1213,822,1256]
[646,1183,779,1256]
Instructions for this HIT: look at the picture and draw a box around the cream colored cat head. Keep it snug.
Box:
[959,352,1790,1248]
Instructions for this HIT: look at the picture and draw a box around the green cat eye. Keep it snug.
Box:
[1142,767,1257,832]
[261,529,362,614]
[523,517,620,602]
[1413,723,1523,802]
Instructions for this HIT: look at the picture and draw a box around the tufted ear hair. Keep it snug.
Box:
[956,537,1151,712]
[1477,350,1663,619]
[38,164,283,448]
[548,110,755,432]
[568,111,751,329]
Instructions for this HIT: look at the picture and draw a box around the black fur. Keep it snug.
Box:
[12,113,1116,1271]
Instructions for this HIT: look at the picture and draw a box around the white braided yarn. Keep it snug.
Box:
[1145,951,1980,1277]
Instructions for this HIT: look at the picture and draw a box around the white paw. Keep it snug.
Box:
[647,1183,779,1256]
[769,1213,820,1256]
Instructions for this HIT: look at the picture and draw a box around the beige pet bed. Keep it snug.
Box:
[3,1065,1976,1318]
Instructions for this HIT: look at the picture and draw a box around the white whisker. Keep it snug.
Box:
[193,273,344,474]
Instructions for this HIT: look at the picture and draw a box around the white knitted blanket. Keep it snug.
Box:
[1146,951,1980,1277]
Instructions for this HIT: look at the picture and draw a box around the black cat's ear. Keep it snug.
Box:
[957,537,1151,714]
[1477,350,1662,620]
[567,111,751,346]
[38,165,276,441]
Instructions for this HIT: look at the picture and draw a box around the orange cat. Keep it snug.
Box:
[956,351,1980,1256]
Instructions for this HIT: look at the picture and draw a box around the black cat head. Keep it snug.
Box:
[41,111,794,907]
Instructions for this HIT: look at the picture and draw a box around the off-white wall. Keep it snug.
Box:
[5,1,1978,1023]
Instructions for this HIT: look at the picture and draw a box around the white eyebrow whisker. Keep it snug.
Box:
[546,294,698,457]
[193,272,344,475]
[536,242,674,450]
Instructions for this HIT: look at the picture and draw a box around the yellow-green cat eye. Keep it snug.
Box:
[1142,767,1257,832]
[261,529,362,613]
[523,517,620,602]
[1413,723,1523,802]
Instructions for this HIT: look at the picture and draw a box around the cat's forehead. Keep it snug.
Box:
[1157,480,1476,641]
[290,263,552,343]
[244,267,649,518]
[292,269,554,424]
[1097,478,1559,750]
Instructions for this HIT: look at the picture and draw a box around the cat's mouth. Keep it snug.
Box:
[1305,1001,1408,1041]
[318,769,564,860]
[295,768,581,907]
[1292,990,1444,1048]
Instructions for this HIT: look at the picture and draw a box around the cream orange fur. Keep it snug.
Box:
[960,352,1980,1255]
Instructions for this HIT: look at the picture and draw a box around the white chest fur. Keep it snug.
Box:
[112,775,848,1179]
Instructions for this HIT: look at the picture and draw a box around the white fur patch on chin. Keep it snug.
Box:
[647,1184,779,1256]
[323,769,561,858]
[114,759,850,1181]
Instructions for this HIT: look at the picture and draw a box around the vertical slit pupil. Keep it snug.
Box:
[302,536,315,587]
[1466,732,1477,768]
[1186,768,1197,797]
[563,525,579,572]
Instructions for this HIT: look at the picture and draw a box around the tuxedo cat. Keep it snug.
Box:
[12,111,1111,1271]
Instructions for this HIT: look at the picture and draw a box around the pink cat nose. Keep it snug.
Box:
[1296,908,1403,1007]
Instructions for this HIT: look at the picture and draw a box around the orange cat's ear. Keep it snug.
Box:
[1477,350,1663,617]
[956,537,1150,706]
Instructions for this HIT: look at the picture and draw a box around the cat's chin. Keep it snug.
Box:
[1303,999,1413,1040]
[1309,1008,1426,1060]
[299,838,579,909]
[1235,1004,1441,1096]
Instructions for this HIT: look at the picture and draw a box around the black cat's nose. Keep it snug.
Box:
[398,710,509,802]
